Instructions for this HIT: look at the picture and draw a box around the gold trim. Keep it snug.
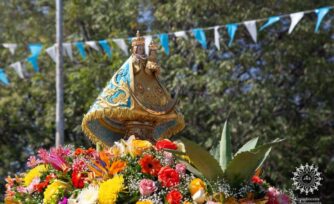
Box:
[82,108,185,149]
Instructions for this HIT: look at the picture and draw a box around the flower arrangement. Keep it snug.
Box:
[4,122,291,204]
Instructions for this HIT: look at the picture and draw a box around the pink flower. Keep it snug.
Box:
[37,148,49,162]
[16,186,27,194]
[72,158,88,172]
[139,179,156,196]
[175,163,186,175]
[27,156,43,168]
[267,187,290,204]
[38,147,70,172]
[163,152,174,165]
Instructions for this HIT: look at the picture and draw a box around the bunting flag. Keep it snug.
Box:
[3,43,17,55]
[214,26,220,50]
[0,69,9,85]
[289,12,304,34]
[226,24,238,47]
[159,33,170,55]
[244,20,257,43]
[0,5,333,87]
[98,40,112,58]
[27,43,43,72]
[259,16,280,31]
[63,43,73,60]
[145,35,152,55]
[113,39,129,56]
[10,62,26,79]
[315,7,331,33]
[46,45,57,62]
[74,42,87,60]
[174,31,188,39]
[192,28,207,49]
[85,41,100,51]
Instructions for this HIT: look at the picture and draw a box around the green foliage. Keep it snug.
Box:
[181,138,223,181]
[0,0,333,201]
[235,137,258,155]
[219,120,232,171]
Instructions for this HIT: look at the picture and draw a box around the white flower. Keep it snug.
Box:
[192,188,206,204]
[77,185,99,204]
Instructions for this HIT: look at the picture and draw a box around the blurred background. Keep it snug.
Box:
[0,0,333,202]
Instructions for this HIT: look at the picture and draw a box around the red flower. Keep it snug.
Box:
[139,154,162,177]
[156,139,178,150]
[71,171,85,188]
[166,189,183,204]
[158,166,180,188]
[251,175,263,185]
[34,174,55,192]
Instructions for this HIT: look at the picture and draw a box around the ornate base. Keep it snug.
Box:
[124,121,156,142]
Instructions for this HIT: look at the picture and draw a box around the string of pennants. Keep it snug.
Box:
[0,6,333,86]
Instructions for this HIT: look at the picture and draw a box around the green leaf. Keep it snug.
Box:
[181,137,224,180]
[224,138,285,186]
[235,137,259,155]
[220,120,233,171]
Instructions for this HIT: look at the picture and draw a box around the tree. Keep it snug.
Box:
[0,0,333,201]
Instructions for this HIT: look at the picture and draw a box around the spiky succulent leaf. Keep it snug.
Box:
[220,120,233,171]
[181,138,224,180]
[235,137,259,155]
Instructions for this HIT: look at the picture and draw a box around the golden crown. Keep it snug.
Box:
[132,31,145,46]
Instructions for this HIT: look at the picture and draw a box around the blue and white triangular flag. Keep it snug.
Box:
[315,7,330,33]
[10,62,25,79]
[46,45,57,63]
[98,40,112,58]
[159,33,170,55]
[27,43,43,72]
[226,24,238,47]
[174,31,188,39]
[3,43,17,55]
[244,20,257,43]
[85,41,100,51]
[192,28,207,49]
[63,43,73,60]
[145,35,152,55]
[214,26,220,50]
[113,39,129,56]
[0,69,9,85]
[74,42,87,60]
[259,16,280,31]
[289,12,304,34]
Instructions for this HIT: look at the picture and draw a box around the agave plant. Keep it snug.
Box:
[174,120,284,186]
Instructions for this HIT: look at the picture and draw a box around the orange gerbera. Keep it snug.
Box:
[109,160,127,175]
[138,154,162,177]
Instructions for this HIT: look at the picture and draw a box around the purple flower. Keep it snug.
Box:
[58,197,68,204]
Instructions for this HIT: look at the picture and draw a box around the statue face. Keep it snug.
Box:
[135,45,145,55]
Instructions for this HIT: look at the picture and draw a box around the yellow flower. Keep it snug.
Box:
[130,139,152,156]
[136,200,153,204]
[98,175,124,204]
[24,165,48,186]
[43,180,68,204]
[189,178,206,195]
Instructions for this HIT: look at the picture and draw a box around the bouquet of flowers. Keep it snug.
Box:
[4,122,291,204]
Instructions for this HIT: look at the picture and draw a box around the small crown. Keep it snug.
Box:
[149,41,158,50]
[132,30,145,46]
